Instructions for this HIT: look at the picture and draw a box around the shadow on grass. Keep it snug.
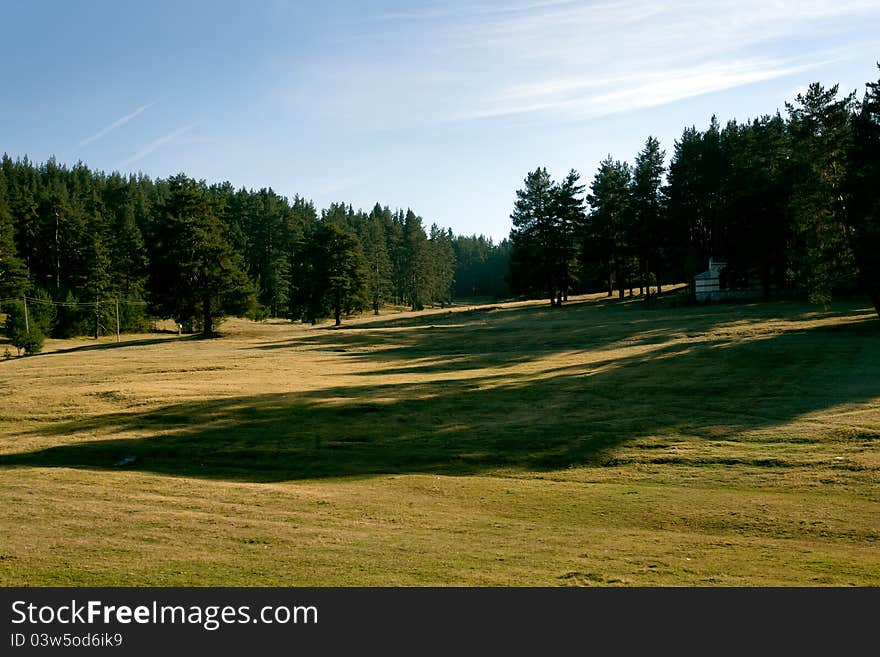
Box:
[1,303,877,482]
[23,333,207,358]
[252,296,878,378]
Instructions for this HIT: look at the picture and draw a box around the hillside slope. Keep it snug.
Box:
[1,294,878,585]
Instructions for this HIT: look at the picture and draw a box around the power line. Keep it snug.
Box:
[0,296,148,307]
[1,295,150,340]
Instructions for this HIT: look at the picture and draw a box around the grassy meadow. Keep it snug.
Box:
[1,292,878,586]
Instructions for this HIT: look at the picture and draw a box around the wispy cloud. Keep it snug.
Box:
[459,58,834,121]
[445,0,875,121]
[119,121,200,168]
[289,0,879,128]
[359,0,580,24]
[77,102,155,149]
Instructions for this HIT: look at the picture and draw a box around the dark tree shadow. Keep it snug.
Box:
[1,305,876,482]
[3,333,205,360]
[250,297,876,378]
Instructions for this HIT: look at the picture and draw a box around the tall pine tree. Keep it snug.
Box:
[360,204,393,314]
[149,174,254,334]
[551,169,584,303]
[584,157,633,298]
[630,136,666,300]
[848,66,880,316]
[0,167,28,300]
[401,210,430,310]
[302,222,368,325]
[786,83,856,306]
[508,167,561,304]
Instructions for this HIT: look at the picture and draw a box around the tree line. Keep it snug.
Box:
[0,157,511,351]
[507,68,880,317]
[6,68,875,354]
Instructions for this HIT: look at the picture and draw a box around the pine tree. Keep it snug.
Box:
[662,126,702,284]
[630,136,666,300]
[401,210,429,310]
[249,189,292,318]
[81,186,115,337]
[508,167,560,304]
[360,204,393,314]
[305,222,368,325]
[1,153,465,335]
[4,304,44,355]
[287,195,318,322]
[3,155,40,281]
[551,169,584,303]
[849,66,880,317]
[427,224,455,307]
[387,210,406,304]
[0,167,28,300]
[585,157,632,298]
[786,83,856,306]
[719,115,791,296]
[5,288,54,352]
[113,202,149,300]
[149,174,255,334]
[663,117,743,287]
[452,235,485,298]
[452,235,511,299]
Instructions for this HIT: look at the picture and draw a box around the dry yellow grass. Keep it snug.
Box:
[1,292,878,585]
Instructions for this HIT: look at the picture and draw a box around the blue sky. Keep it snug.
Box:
[1,1,878,241]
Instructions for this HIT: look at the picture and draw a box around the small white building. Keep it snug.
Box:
[694,258,727,302]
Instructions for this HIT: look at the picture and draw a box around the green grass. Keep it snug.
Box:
[1,292,878,585]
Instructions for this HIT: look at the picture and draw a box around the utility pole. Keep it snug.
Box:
[374,260,380,315]
[94,298,99,339]
[115,298,120,343]
[54,208,61,292]
[23,295,29,334]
